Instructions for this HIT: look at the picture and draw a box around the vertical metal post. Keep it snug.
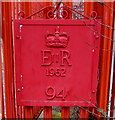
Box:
[20,2,32,17]
[110,54,115,117]
[0,2,3,119]
[97,2,114,112]
[64,2,72,19]
[24,106,34,118]
[84,1,114,117]
[44,106,52,118]
[111,62,115,117]
[2,2,16,118]
[79,108,89,119]
[84,2,94,16]
[61,107,70,118]
[110,16,115,116]
[108,15,115,118]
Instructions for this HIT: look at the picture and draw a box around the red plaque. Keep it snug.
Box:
[14,19,101,107]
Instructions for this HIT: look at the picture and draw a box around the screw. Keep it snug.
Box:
[95,35,99,39]
[16,35,20,39]
[92,49,95,52]
[92,90,95,93]
[17,89,21,92]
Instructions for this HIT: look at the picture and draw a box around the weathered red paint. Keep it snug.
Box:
[84,2,114,117]
[2,1,114,119]
[2,2,16,118]
[18,2,54,118]
[84,2,94,16]
[80,108,89,118]
[0,2,4,118]
[15,2,34,119]
[61,2,71,117]
[83,2,95,118]
[44,107,52,118]
[61,107,70,118]
[111,64,115,117]
[97,2,114,112]
[20,2,32,17]
[14,19,101,107]
[24,106,34,118]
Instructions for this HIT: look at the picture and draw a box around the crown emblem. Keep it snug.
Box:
[46,26,69,48]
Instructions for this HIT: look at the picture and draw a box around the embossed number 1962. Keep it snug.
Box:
[46,68,66,77]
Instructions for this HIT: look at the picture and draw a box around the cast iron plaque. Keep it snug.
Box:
[14,19,101,106]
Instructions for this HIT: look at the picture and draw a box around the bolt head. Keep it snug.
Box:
[95,35,99,39]
[17,89,21,92]
[16,35,20,39]
[92,90,95,93]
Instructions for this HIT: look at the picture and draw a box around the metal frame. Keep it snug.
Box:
[1,1,114,119]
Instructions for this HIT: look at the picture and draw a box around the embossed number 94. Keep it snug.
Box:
[46,68,66,77]
[45,86,66,100]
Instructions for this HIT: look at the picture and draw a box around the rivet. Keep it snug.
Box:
[92,90,95,93]
[95,35,99,39]
[17,89,21,92]
[16,35,20,39]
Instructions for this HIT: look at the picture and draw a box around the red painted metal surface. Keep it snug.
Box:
[44,107,52,118]
[84,2,94,16]
[14,19,101,107]
[111,63,115,117]
[0,2,4,119]
[32,2,47,19]
[61,2,72,116]
[83,2,94,118]
[20,2,32,17]
[84,2,114,118]
[61,107,70,118]
[80,108,89,118]
[1,1,114,119]
[15,2,34,119]
[97,2,114,112]
[2,2,16,118]
[20,2,53,119]
[24,106,34,118]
